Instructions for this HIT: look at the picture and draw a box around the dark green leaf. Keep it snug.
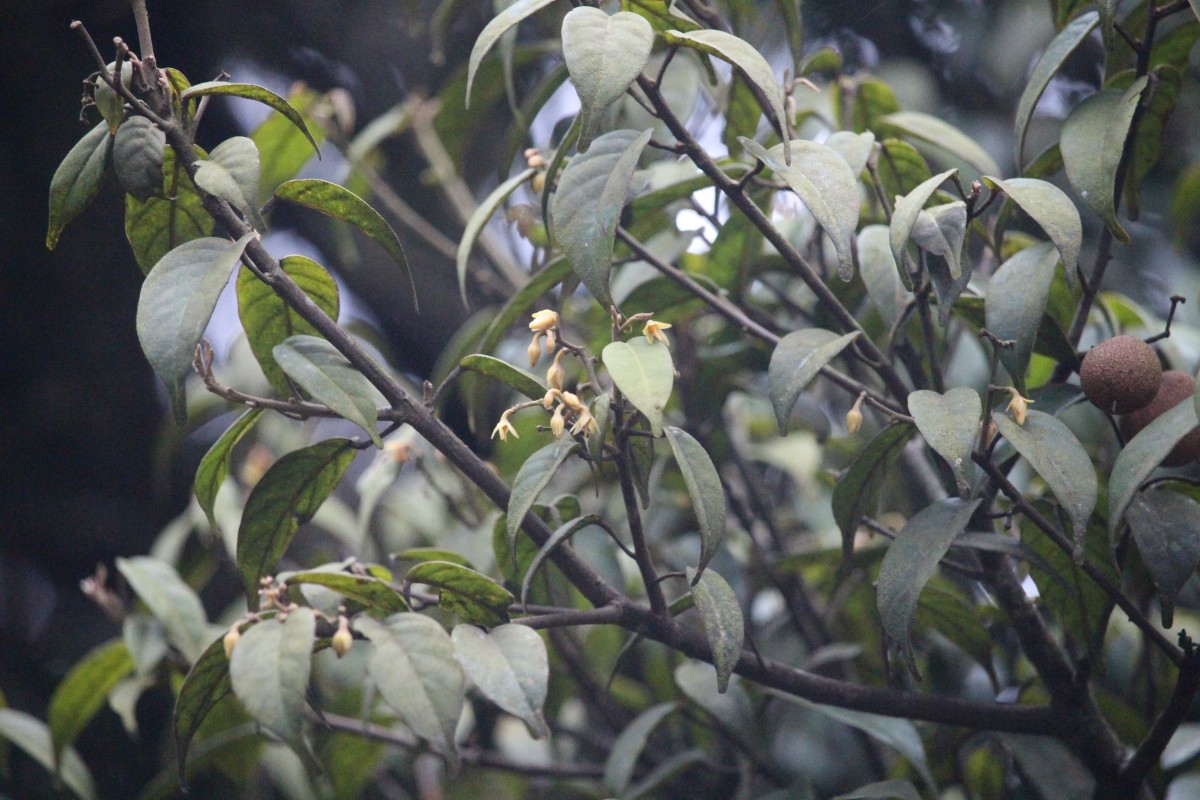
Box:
[229,608,316,755]
[1112,65,1182,218]
[113,117,165,202]
[889,169,956,290]
[116,556,210,665]
[451,624,549,737]
[460,354,547,401]
[983,179,1080,290]
[285,570,409,614]
[768,329,860,435]
[1126,489,1200,627]
[665,426,726,577]
[466,0,562,105]
[1108,401,1199,546]
[237,439,355,606]
[993,733,1094,800]
[877,497,981,676]
[1013,12,1099,170]
[125,147,212,274]
[355,614,465,765]
[274,335,381,446]
[457,169,536,304]
[685,567,744,692]
[985,242,1062,385]
[406,561,514,626]
[393,548,475,568]
[47,122,111,250]
[604,702,677,795]
[48,639,133,769]
[274,179,414,306]
[195,409,265,533]
[625,749,707,800]
[552,128,653,307]
[0,710,96,800]
[993,410,1096,560]
[915,582,995,687]
[182,81,320,157]
[832,424,916,561]
[562,8,655,148]
[879,111,999,177]
[908,388,980,496]
[833,779,922,800]
[507,440,579,563]
[602,336,674,436]
[136,233,254,420]
[173,635,234,778]
[194,136,264,229]
[621,0,700,33]
[520,514,603,608]
[238,255,340,397]
[875,138,932,201]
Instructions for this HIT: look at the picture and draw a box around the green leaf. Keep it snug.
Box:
[520,515,603,608]
[457,168,536,304]
[125,147,213,274]
[459,354,547,401]
[665,426,726,578]
[685,567,743,693]
[915,583,995,688]
[393,548,475,568]
[875,138,932,201]
[195,408,265,533]
[1013,12,1099,170]
[237,438,356,606]
[740,138,860,279]
[0,710,96,800]
[993,410,1097,560]
[467,0,561,105]
[273,179,414,307]
[858,224,912,332]
[229,608,316,755]
[113,116,166,202]
[406,561,515,627]
[116,556,210,665]
[562,8,655,149]
[983,178,1080,290]
[993,734,1094,800]
[355,614,465,765]
[1126,490,1200,627]
[251,86,326,196]
[48,639,133,769]
[826,130,876,177]
[767,329,860,435]
[910,201,966,279]
[451,624,549,737]
[1192,0,1200,23]
[477,257,574,355]
[285,571,410,615]
[664,29,790,164]
[94,61,132,133]
[908,388,980,496]
[238,255,341,398]
[889,169,956,290]
[833,779,922,800]
[879,111,999,177]
[625,749,707,800]
[136,233,254,420]
[273,335,381,446]
[604,702,678,795]
[123,614,168,678]
[507,440,579,563]
[1108,401,1199,546]
[173,635,235,779]
[1112,65,1181,219]
[877,497,981,677]
[985,242,1062,385]
[552,128,653,308]
[602,336,675,435]
[1061,79,1147,243]
[674,661,754,738]
[194,136,264,229]
[47,121,111,250]
[182,81,320,157]
[833,424,916,561]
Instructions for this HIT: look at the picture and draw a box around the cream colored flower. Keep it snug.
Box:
[570,408,597,436]
[643,319,672,346]
[491,410,520,442]
[529,309,559,332]
[1005,388,1034,426]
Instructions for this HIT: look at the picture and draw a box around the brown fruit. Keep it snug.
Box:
[1118,370,1200,466]
[1080,335,1162,414]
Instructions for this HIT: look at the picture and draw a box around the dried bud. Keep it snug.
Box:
[223,624,242,659]
[332,618,353,658]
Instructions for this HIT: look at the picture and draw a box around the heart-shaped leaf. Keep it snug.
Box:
[47,122,112,250]
[194,136,263,229]
[908,388,980,496]
[452,624,549,737]
[665,426,726,578]
[552,128,654,308]
[984,178,1080,289]
[985,242,1061,387]
[562,8,655,149]
[602,336,675,435]
[767,329,860,435]
[274,335,381,446]
[229,608,316,756]
[1126,489,1200,627]
[889,169,956,290]
[685,567,744,693]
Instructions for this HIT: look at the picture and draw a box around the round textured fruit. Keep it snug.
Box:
[1080,335,1162,414]
[1118,370,1200,466]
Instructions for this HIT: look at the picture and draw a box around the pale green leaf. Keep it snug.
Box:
[602,336,675,436]
[983,178,1080,289]
[825,130,876,178]
[113,116,166,202]
[47,121,112,250]
[506,440,579,564]
[889,169,956,290]
[858,224,912,332]
[229,608,316,754]
[1013,12,1099,170]
[562,8,655,149]
[685,567,743,693]
[604,702,677,794]
[194,136,264,229]
[355,614,465,766]
[1108,401,1199,546]
[880,111,999,177]
[767,329,859,435]
[908,388,980,496]
[877,497,981,677]
[116,556,210,665]
[552,128,653,308]
[985,241,1062,385]
[0,710,96,800]
[457,169,536,304]
[274,335,381,446]
[194,409,265,533]
[741,138,861,279]
[910,201,966,278]
[451,624,549,737]
[48,639,133,769]
[182,81,320,156]
[1126,490,1200,627]
[665,426,726,577]
[467,0,562,105]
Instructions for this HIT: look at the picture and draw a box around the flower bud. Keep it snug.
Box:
[223,625,241,659]
[550,404,566,438]
[1005,388,1033,427]
[528,334,543,368]
[332,618,353,658]
[546,352,566,391]
[846,393,866,435]
[544,328,557,354]
[529,309,559,333]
